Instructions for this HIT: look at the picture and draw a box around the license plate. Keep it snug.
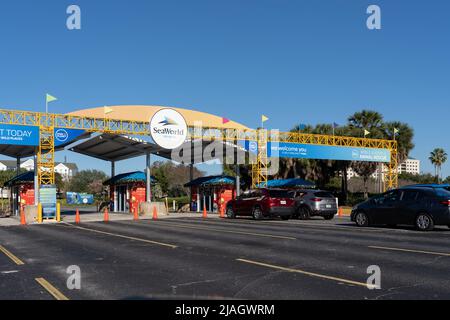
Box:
[280,201,286,205]
[326,204,332,208]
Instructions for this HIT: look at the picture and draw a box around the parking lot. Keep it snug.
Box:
[1,216,450,300]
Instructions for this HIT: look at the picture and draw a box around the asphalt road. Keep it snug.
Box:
[1,216,450,300]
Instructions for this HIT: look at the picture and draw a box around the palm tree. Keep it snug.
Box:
[348,110,384,198]
[429,148,448,183]
[383,121,415,165]
[348,110,384,137]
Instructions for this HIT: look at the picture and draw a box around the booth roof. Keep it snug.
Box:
[103,171,156,186]
[4,171,34,187]
[257,178,316,188]
[184,175,238,187]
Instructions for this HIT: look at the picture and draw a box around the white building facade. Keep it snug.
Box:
[0,159,78,181]
[346,158,421,180]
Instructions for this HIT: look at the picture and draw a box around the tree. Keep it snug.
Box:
[348,110,384,136]
[429,148,448,183]
[69,170,109,194]
[151,161,204,197]
[55,172,64,192]
[383,121,415,165]
[348,110,385,198]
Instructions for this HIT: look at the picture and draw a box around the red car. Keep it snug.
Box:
[226,188,295,220]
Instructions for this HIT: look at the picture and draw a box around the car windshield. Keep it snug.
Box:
[268,190,291,198]
[314,192,334,198]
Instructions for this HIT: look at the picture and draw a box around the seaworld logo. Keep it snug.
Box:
[159,117,179,127]
[150,109,188,150]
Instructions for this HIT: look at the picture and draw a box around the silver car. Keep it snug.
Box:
[290,190,338,220]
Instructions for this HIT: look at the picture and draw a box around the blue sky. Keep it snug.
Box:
[0,0,449,176]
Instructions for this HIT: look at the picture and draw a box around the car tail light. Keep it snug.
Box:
[311,198,322,202]
[440,200,450,206]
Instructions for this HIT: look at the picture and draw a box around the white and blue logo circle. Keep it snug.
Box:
[55,129,69,143]
[249,141,258,153]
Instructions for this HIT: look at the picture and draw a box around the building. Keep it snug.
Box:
[346,158,421,181]
[398,158,421,175]
[0,159,78,181]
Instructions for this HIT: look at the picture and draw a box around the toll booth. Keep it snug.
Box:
[103,171,156,214]
[185,175,238,213]
[4,171,35,216]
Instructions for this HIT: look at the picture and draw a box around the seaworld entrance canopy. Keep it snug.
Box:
[0,105,398,215]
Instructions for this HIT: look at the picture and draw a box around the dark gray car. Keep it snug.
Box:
[290,190,338,220]
[351,186,450,231]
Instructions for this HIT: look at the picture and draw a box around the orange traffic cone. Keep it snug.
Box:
[338,207,343,217]
[220,205,225,218]
[203,205,208,219]
[75,209,81,224]
[104,207,109,222]
[20,206,26,226]
[133,207,139,221]
[152,206,158,220]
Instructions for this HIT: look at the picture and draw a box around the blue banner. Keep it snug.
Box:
[40,185,57,218]
[54,128,86,147]
[0,124,40,146]
[237,140,258,155]
[66,192,94,205]
[268,142,391,163]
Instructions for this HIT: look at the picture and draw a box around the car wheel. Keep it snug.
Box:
[297,207,311,220]
[415,213,434,231]
[281,216,290,221]
[324,214,334,220]
[226,207,236,219]
[354,212,370,227]
[252,207,264,220]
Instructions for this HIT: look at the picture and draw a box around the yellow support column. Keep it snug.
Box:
[384,142,399,192]
[37,203,42,223]
[56,202,61,222]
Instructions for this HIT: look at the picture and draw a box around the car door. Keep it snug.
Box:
[247,189,263,215]
[240,190,257,216]
[234,191,249,215]
[372,190,401,224]
[396,190,420,224]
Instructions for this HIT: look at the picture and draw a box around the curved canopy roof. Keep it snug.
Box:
[258,178,316,189]
[4,171,34,187]
[184,175,238,187]
[68,105,249,130]
[103,171,156,186]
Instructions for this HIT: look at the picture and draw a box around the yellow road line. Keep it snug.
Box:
[155,222,296,240]
[369,246,450,257]
[66,224,178,249]
[0,245,25,265]
[35,278,69,300]
[237,258,374,288]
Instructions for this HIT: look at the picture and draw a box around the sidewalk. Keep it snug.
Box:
[0,216,21,227]
[62,211,214,223]
[0,211,220,227]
